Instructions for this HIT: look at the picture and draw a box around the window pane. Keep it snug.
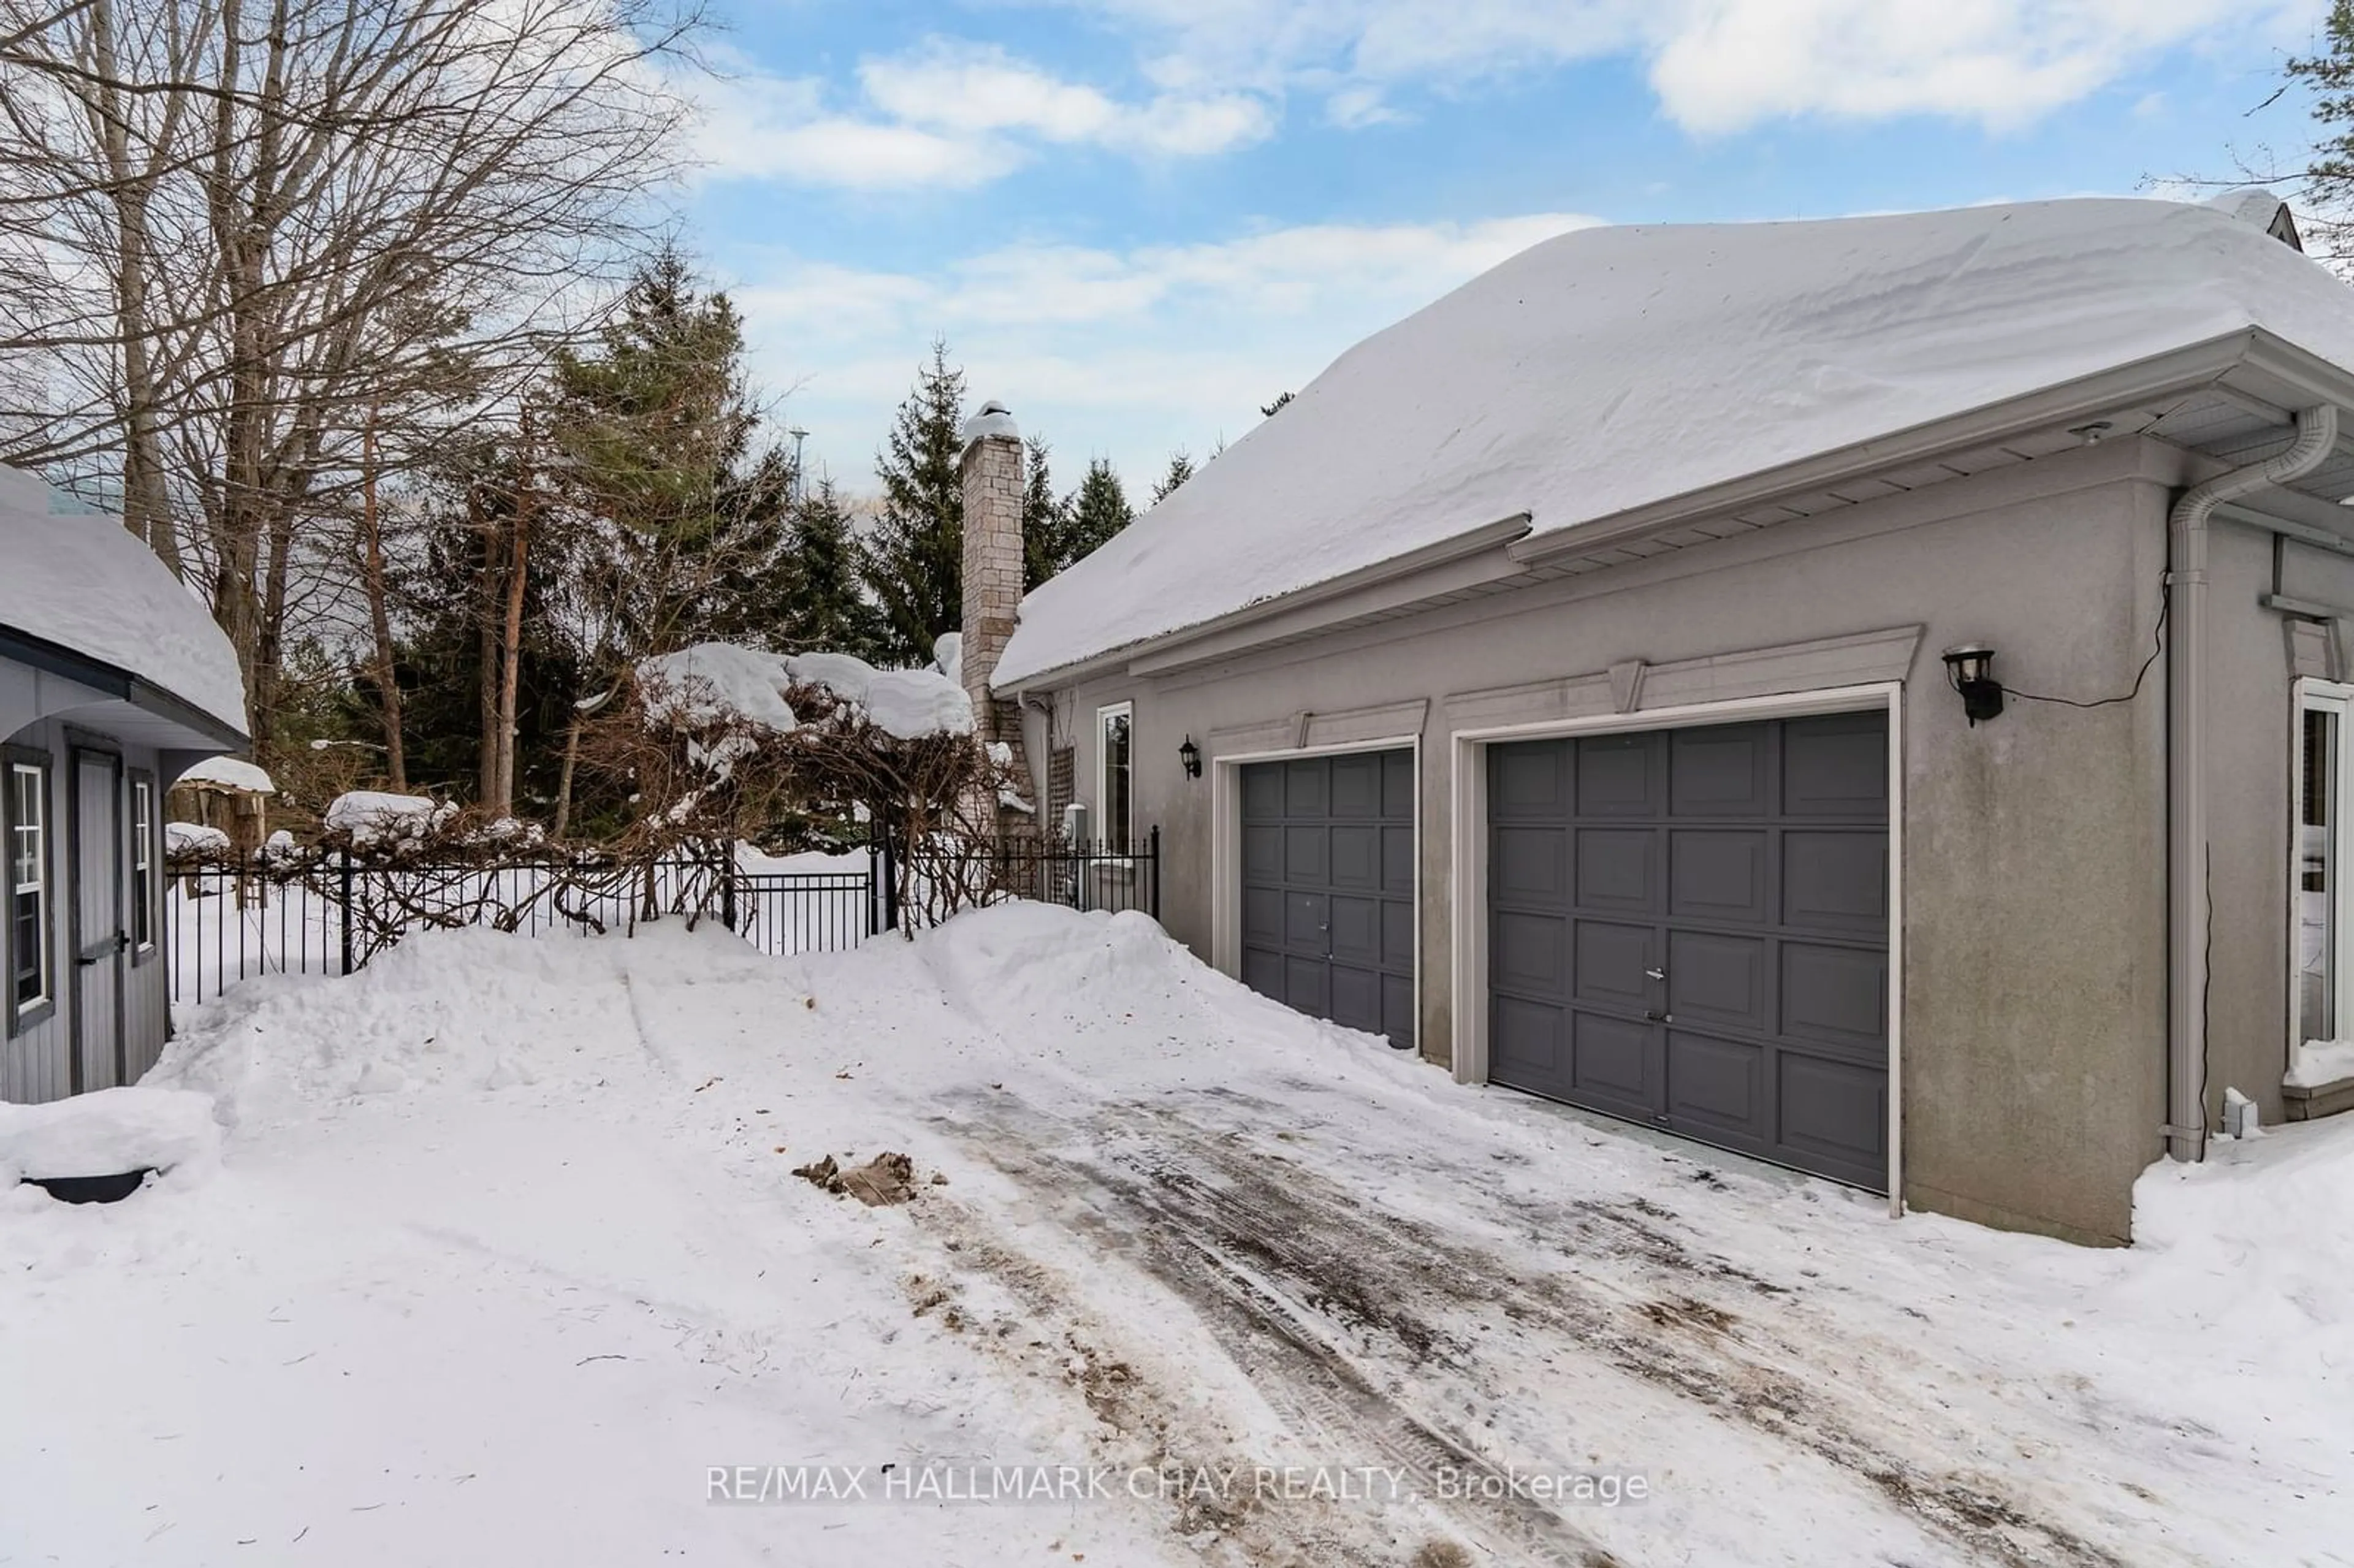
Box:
[1102,709,1132,843]
[2303,707,2337,1041]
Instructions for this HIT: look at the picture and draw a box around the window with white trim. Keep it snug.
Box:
[9,760,48,1014]
[131,775,156,954]
[1097,702,1133,847]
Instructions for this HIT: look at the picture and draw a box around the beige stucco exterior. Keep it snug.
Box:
[1011,435,2326,1247]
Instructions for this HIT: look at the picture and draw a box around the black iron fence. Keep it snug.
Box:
[169,829,1160,1007]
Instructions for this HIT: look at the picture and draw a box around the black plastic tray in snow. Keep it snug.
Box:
[23,1169,154,1205]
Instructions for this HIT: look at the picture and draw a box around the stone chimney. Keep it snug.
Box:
[959,400,1035,831]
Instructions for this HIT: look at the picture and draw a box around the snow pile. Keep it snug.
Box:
[324,790,455,845]
[174,755,275,795]
[2287,1039,2354,1088]
[0,466,246,731]
[998,196,2354,687]
[637,642,973,743]
[0,1087,219,1181]
[164,821,229,854]
[932,631,963,688]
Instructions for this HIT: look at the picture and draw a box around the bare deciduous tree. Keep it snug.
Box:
[0,0,701,760]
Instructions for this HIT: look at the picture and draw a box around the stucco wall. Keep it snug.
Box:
[1021,441,2187,1244]
[2203,520,2354,1125]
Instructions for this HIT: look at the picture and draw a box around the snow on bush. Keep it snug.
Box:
[636,642,971,744]
[0,1087,220,1181]
[324,790,457,847]
[165,821,230,855]
[175,756,276,795]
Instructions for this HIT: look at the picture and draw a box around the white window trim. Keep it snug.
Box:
[9,758,51,1019]
[1095,701,1134,850]
[131,775,156,957]
[2291,678,2354,1055]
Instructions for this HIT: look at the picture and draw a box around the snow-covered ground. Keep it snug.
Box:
[2,907,2347,1566]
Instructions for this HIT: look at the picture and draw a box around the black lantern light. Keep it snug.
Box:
[1179,735,1202,778]
[1941,645,2005,726]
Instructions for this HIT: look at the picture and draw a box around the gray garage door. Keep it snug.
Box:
[1241,750,1415,1048]
[1488,714,1889,1190]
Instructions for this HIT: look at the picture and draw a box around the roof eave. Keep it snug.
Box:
[0,622,248,749]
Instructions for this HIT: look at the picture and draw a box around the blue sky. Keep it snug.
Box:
[676,0,2331,500]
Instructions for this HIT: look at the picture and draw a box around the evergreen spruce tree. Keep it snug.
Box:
[1062,458,1134,567]
[1022,433,1071,588]
[1151,449,1195,504]
[2288,4,2354,260]
[856,341,967,665]
[784,479,886,657]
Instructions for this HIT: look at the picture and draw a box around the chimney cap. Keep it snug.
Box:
[961,400,1020,447]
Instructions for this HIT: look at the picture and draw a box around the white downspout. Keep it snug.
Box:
[2166,403,2340,1163]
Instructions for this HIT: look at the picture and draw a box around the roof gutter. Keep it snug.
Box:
[2166,402,2340,1164]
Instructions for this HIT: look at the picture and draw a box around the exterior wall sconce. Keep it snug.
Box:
[1941,645,2005,725]
[1179,736,1202,778]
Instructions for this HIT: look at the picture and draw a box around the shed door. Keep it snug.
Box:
[1488,714,1889,1190]
[1241,750,1415,1048]
[72,751,126,1093]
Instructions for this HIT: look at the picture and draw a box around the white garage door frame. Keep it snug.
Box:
[1449,680,1906,1217]
[1211,733,1423,1047]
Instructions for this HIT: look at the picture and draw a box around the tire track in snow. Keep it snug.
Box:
[935,1094,2152,1568]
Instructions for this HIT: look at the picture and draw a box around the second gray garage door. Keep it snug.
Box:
[1487,714,1889,1190]
[1241,750,1415,1048]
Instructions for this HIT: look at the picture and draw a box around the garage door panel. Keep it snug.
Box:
[1670,725,1769,817]
[1492,744,1567,818]
[1241,750,1415,1051]
[1666,929,1766,1032]
[1783,714,1887,817]
[1494,910,1567,999]
[1330,964,1381,1035]
[1780,941,1886,1048]
[1572,920,1653,1008]
[1284,759,1329,815]
[1665,1029,1766,1144]
[1576,734,1659,816]
[1572,1011,1659,1110]
[1384,750,1415,818]
[1284,824,1328,882]
[1382,824,1415,894]
[1575,828,1656,911]
[1493,995,1567,1087]
[1244,824,1284,881]
[1670,829,1767,923]
[1783,831,1886,932]
[1243,886,1284,945]
[1329,894,1382,965]
[1382,899,1415,970]
[1492,825,1564,900]
[1780,1051,1887,1176]
[1331,824,1382,889]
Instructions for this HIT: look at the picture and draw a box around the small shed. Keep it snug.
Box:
[1,467,246,1103]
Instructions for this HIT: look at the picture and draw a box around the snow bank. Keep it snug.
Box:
[165,821,229,854]
[0,467,246,731]
[174,755,276,795]
[0,1087,219,1181]
[2287,1040,2354,1089]
[638,642,972,742]
[997,196,2354,687]
[325,790,455,845]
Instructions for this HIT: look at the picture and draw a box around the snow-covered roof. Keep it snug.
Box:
[175,755,276,796]
[997,196,2354,688]
[0,466,246,733]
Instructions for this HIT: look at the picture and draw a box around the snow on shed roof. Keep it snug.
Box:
[997,196,2354,688]
[0,467,246,733]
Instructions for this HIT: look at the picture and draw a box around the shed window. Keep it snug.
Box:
[1097,702,1133,846]
[131,776,155,953]
[10,761,48,1012]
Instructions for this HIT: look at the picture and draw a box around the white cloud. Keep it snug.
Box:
[723,213,1598,493]
[681,38,1271,191]
[1031,0,2310,134]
